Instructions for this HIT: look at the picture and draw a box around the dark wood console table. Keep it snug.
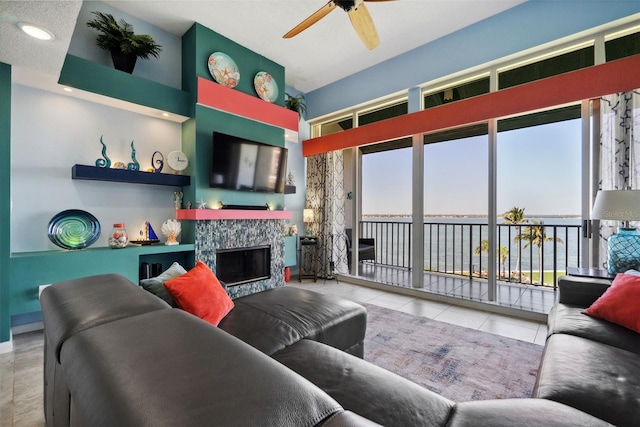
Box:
[299,236,319,282]
[566,267,615,280]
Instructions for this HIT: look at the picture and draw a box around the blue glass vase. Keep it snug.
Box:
[607,227,640,274]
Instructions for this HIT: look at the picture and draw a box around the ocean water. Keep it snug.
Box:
[360,216,582,274]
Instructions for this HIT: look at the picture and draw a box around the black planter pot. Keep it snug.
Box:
[110,50,137,74]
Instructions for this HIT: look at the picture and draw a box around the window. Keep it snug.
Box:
[317,115,352,137]
[606,30,640,61]
[499,46,594,89]
[424,77,490,109]
[358,101,408,126]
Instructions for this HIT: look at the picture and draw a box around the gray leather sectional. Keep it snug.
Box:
[40,273,624,426]
[534,275,640,426]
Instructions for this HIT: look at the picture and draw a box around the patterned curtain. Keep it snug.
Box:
[598,90,640,267]
[305,151,349,277]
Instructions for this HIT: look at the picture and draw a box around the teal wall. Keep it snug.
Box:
[181,22,287,213]
[2,17,293,343]
[186,23,285,107]
[1,63,11,342]
[9,246,194,319]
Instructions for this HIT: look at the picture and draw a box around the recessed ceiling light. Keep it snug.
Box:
[162,112,170,117]
[17,22,55,41]
[63,87,73,92]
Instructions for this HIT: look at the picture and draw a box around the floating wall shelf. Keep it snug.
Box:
[72,164,190,187]
[177,209,292,221]
[197,77,299,132]
[59,55,191,119]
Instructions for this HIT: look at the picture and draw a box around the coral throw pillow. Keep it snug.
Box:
[164,261,234,326]
[583,272,640,333]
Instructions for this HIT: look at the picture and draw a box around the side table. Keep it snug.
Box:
[566,267,614,280]
[299,236,318,282]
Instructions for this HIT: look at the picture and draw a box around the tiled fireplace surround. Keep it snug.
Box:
[194,218,286,299]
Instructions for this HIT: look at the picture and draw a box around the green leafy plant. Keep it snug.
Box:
[285,93,307,119]
[86,11,162,60]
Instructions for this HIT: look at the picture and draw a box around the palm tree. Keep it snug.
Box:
[501,207,528,279]
[474,240,509,278]
[516,220,563,285]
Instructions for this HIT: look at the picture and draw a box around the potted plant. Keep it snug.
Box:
[86,11,162,74]
[285,93,307,119]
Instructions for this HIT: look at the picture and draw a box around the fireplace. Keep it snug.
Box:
[194,218,286,299]
[216,245,271,286]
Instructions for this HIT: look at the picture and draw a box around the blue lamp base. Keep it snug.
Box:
[607,227,640,274]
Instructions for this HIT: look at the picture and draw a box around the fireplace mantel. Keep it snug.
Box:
[177,209,292,221]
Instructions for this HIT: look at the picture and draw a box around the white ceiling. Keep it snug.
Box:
[1,0,526,94]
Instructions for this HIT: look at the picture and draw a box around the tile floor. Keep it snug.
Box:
[289,279,548,345]
[0,278,547,426]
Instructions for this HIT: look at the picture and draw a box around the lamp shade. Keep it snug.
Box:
[592,190,640,221]
[303,208,315,223]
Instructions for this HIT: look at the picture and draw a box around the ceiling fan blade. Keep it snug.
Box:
[347,2,379,50]
[283,1,337,39]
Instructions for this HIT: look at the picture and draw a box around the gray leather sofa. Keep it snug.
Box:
[40,274,613,427]
[533,275,640,426]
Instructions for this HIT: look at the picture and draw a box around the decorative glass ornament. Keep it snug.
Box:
[108,223,129,249]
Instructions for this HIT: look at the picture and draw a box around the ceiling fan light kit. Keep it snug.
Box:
[283,0,394,50]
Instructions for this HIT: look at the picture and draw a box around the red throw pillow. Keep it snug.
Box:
[164,261,234,326]
[583,272,640,333]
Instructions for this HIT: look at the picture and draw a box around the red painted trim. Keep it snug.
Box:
[303,54,640,157]
[177,209,292,220]
[197,77,299,132]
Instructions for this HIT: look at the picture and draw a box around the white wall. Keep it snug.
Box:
[11,85,182,252]
[68,1,182,89]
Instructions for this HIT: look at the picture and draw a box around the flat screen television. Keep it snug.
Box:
[210,132,288,194]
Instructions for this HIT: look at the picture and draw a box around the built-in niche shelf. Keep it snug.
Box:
[72,164,190,187]
[58,54,191,121]
[177,209,292,221]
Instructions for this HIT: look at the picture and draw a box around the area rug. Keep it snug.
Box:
[363,303,543,402]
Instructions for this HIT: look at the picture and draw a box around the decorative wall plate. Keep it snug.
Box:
[207,52,240,88]
[47,209,101,250]
[254,71,278,103]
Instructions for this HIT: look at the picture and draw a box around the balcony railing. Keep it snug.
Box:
[359,220,582,290]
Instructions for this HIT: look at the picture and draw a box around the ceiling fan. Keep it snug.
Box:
[283,0,395,50]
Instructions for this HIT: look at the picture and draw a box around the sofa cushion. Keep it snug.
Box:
[534,334,640,427]
[139,261,187,307]
[60,309,344,427]
[219,286,366,356]
[40,273,169,362]
[273,339,454,427]
[218,301,303,354]
[548,303,640,354]
[448,399,612,427]
[164,261,234,326]
[583,272,640,333]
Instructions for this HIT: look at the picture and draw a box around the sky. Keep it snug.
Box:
[362,119,582,217]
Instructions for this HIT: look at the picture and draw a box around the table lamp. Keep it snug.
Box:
[592,189,640,273]
[303,208,315,236]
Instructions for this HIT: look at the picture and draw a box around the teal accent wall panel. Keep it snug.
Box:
[284,235,297,267]
[187,23,285,106]
[9,244,194,316]
[192,104,286,209]
[59,54,191,117]
[181,25,198,112]
[0,63,11,343]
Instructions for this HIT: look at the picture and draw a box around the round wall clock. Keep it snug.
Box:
[167,151,189,173]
